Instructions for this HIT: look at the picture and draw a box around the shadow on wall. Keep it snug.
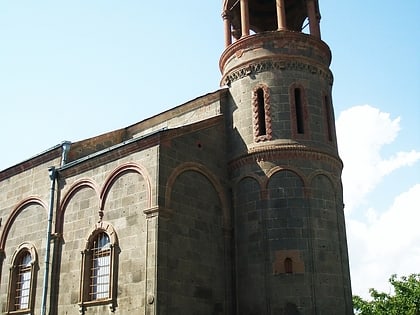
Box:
[284,302,300,315]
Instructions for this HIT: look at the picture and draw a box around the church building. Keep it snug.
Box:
[0,0,353,314]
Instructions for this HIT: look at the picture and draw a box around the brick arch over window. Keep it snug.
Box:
[56,179,100,234]
[165,162,230,229]
[289,82,310,139]
[252,84,272,142]
[0,197,47,251]
[7,242,38,314]
[100,162,152,211]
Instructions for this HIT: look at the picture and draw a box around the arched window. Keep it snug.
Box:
[252,84,272,142]
[79,222,119,313]
[284,257,293,274]
[7,243,38,313]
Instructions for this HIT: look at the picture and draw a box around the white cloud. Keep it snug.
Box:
[336,104,420,299]
[336,105,420,213]
[347,184,420,298]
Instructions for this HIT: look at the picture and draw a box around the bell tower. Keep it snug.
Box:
[221,1,353,314]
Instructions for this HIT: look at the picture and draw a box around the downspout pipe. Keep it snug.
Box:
[41,166,57,315]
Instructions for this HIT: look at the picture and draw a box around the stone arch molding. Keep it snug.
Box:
[100,162,152,211]
[0,197,47,252]
[233,165,309,199]
[84,220,119,248]
[165,162,230,229]
[307,170,340,199]
[58,162,152,233]
[9,242,38,266]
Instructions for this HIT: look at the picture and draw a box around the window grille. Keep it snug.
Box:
[89,232,111,300]
[15,252,31,309]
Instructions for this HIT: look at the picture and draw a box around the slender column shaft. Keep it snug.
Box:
[276,0,287,30]
[307,0,321,38]
[240,0,250,37]
[222,11,232,47]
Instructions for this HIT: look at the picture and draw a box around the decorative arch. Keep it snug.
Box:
[264,166,308,197]
[307,170,339,199]
[100,162,152,210]
[234,174,265,199]
[8,242,38,266]
[83,221,119,248]
[0,197,47,251]
[234,173,264,190]
[56,178,100,234]
[165,162,230,229]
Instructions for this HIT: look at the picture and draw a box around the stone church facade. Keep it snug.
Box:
[0,1,353,314]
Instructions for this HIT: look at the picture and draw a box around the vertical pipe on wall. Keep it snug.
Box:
[41,166,57,315]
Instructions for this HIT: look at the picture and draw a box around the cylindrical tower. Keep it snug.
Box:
[221,1,353,314]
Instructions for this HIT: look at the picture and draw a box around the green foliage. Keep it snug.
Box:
[353,274,420,315]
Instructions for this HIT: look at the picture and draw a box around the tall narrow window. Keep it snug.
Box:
[294,88,304,134]
[324,95,333,142]
[256,88,266,136]
[80,222,119,313]
[252,84,272,142]
[284,257,293,274]
[289,83,309,139]
[90,232,111,300]
[16,252,31,309]
[7,243,37,314]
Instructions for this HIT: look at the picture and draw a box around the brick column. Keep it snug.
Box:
[307,0,321,38]
[276,0,287,30]
[240,0,250,37]
[222,10,232,47]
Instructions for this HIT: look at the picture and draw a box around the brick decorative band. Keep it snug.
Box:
[221,58,333,86]
[228,144,343,172]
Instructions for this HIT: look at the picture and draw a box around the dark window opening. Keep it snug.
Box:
[324,95,333,141]
[257,88,266,136]
[284,257,293,274]
[294,88,304,134]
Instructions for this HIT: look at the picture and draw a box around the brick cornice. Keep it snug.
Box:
[0,145,62,181]
[228,144,343,172]
[220,30,331,74]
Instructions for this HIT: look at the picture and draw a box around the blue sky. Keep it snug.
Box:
[1,1,419,299]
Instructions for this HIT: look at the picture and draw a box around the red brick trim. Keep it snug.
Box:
[252,84,273,142]
[0,197,47,251]
[228,145,342,172]
[165,161,231,229]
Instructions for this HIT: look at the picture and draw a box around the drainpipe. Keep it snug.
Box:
[41,166,57,315]
[61,141,72,166]
[41,141,71,315]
